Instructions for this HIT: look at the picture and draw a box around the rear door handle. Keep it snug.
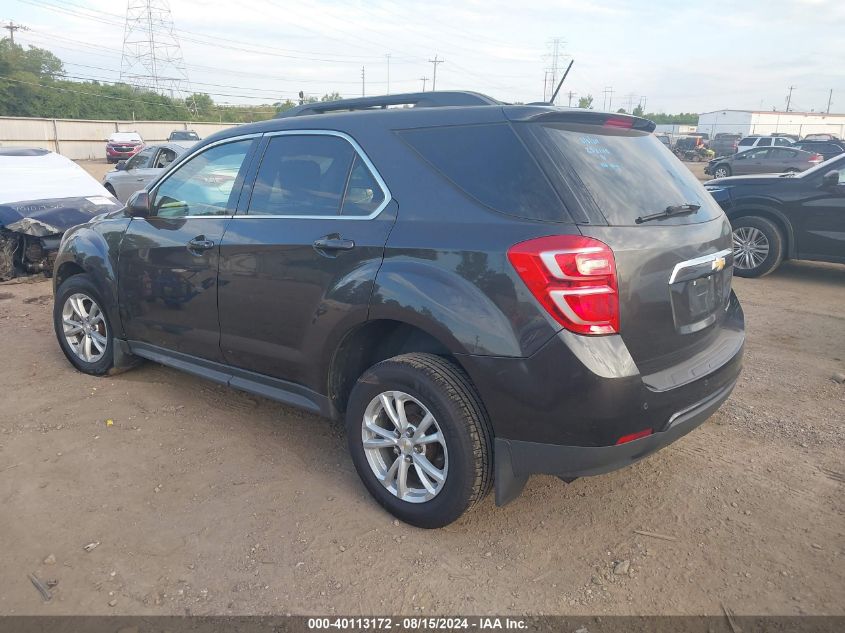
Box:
[187,236,215,252]
[313,237,355,251]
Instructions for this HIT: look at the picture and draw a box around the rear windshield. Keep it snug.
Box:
[518,122,724,226]
[397,123,571,222]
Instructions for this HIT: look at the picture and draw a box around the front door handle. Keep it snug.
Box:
[187,236,215,253]
[313,236,355,251]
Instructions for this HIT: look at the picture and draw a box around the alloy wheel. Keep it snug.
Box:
[732,226,770,271]
[61,293,108,363]
[361,390,448,503]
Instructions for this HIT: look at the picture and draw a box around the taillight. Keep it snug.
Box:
[615,428,653,445]
[507,235,619,335]
[809,153,824,163]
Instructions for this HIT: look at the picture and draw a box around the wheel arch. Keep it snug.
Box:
[52,225,126,338]
[326,318,470,416]
[727,205,796,260]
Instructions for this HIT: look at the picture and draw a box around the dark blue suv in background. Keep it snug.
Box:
[52,92,744,527]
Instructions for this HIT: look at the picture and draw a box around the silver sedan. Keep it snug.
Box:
[103,142,192,202]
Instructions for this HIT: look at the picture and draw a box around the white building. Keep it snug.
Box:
[697,110,845,139]
[654,123,698,136]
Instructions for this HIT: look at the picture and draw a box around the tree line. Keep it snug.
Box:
[0,38,340,122]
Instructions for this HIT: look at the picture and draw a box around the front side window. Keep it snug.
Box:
[247,134,386,217]
[126,148,154,170]
[152,139,252,218]
[745,148,771,159]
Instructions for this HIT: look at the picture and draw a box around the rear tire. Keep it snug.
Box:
[53,274,115,375]
[731,216,784,278]
[345,353,492,528]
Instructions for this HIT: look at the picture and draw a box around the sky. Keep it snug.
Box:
[5,0,845,114]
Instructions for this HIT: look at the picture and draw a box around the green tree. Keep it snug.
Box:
[320,91,343,102]
[632,104,644,117]
[577,94,594,109]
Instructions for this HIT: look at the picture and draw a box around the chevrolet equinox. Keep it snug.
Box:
[52,92,745,528]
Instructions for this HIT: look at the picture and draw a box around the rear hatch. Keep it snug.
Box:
[513,112,737,382]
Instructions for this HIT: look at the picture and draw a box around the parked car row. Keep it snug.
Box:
[104,130,200,163]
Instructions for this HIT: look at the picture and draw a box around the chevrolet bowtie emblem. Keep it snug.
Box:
[712,256,726,272]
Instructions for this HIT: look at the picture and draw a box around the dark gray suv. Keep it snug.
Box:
[52,92,744,528]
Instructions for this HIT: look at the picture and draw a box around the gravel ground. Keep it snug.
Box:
[0,160,841,617]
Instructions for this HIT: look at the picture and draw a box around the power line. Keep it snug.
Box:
[428,55,444,91]
[2,20,29,44]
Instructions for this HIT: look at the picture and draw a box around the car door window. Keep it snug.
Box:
[125,148,154,170]
[152,139,252,218]
[757,138,773,147]
[774,138,791,146]
[340,155,386,216]
[247,134,386,217]
[154,147,178,169]
[746,148,770,159]
[769,148,792,159]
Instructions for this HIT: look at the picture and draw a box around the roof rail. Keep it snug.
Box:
[274,91,501,118]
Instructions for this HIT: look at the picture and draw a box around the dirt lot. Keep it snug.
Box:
[0,159,842,617]
[0,262,842,617]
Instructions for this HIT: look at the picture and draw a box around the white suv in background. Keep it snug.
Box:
[736,135,794,153]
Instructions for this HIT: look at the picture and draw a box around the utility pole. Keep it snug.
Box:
[429,55,444,91]
[639,96,647,113]
[361,66,365,97]
[420,76,428,92]
[567,90,575,107]
[543,71,550,101]
[625,93,637,113]
[827,89,833,114]
[603,86,614,111]
[385,53,391,95]
[2,20,29,45]
[786,85,795,112]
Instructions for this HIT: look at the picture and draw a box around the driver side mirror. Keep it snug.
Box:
[115,160,127,171]
[126,190,151,218]
[821,170,840,188]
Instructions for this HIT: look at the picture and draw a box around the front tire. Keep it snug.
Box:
[731,216,784,278]
[714,165,731,178]
[345,353,492,528]
[53,274,115,375]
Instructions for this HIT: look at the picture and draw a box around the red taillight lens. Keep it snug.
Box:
[809,153,823,163]
[605,117,633,129]
[615,428,653,445]
[507,235,619,335]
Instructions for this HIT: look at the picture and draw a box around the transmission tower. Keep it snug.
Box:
[120,0,193,104]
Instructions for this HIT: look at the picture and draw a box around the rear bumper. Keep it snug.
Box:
[493,376,737,505]
[457,292,744,505]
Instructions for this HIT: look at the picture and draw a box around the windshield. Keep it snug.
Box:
[519,122,724,226]
[109,133,141,143]
[170,131,199,140]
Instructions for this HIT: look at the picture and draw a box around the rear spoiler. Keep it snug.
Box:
[507,109,656,133]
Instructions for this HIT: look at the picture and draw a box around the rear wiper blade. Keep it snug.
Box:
[635,203,701,224]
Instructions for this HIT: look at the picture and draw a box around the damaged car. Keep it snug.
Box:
[0,147,120,280]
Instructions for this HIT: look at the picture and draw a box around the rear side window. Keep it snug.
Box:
[519,122,723,226]
[758,138,773,146]
[738,138,754,146]
[398,123,569,222]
